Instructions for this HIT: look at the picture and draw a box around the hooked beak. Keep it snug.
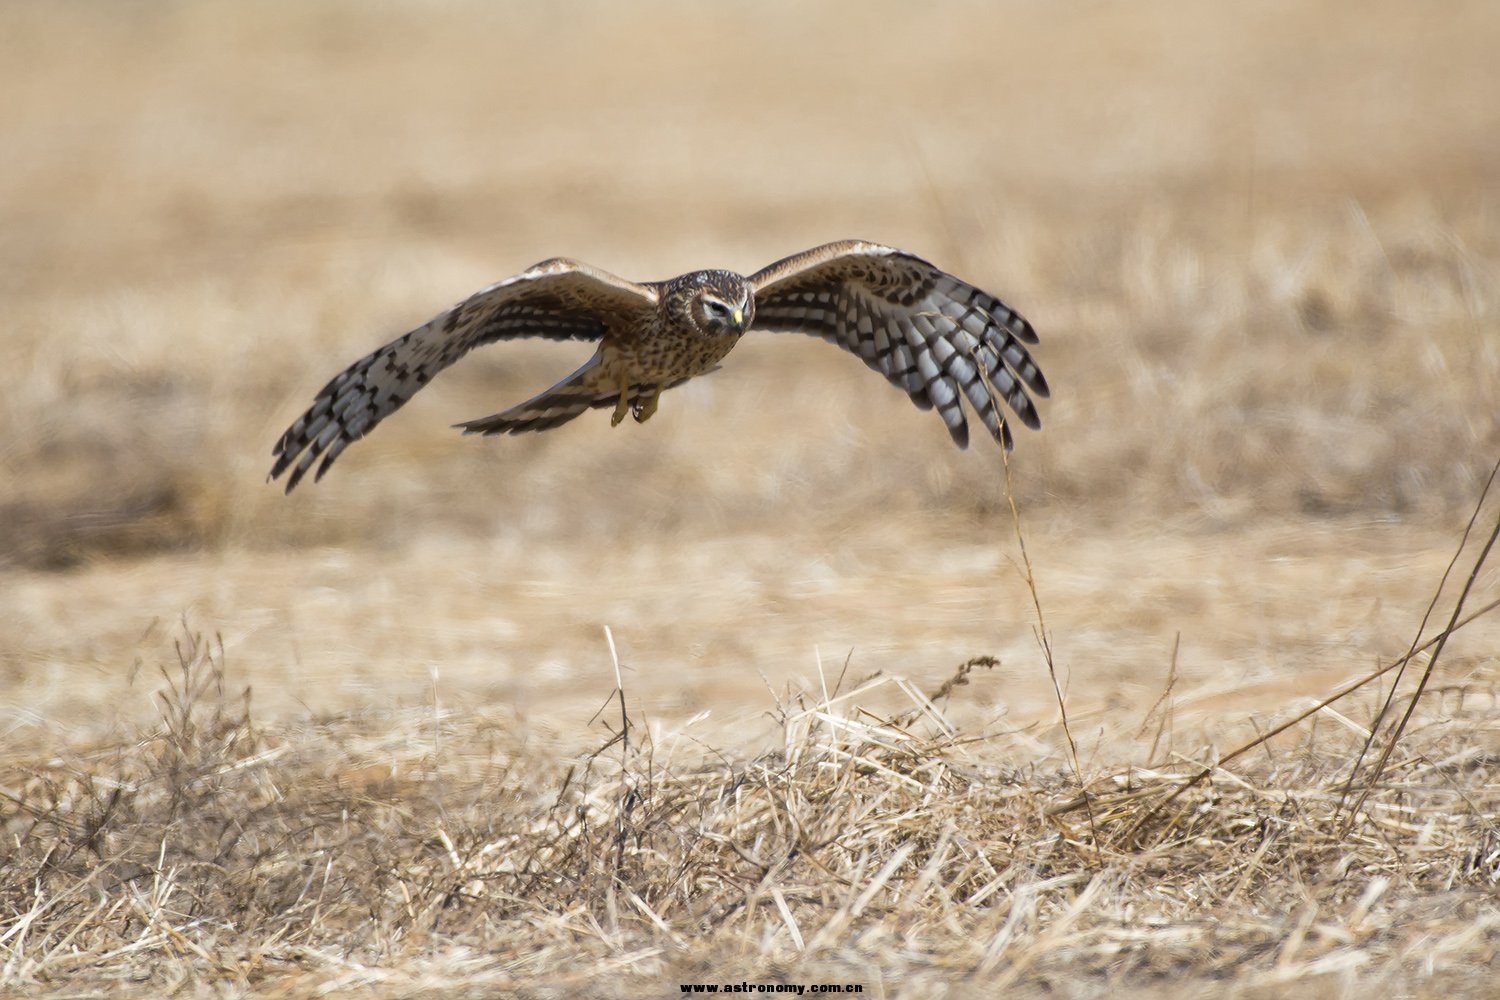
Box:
[732,306,744,327]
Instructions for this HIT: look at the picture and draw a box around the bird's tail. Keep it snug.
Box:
[456,356,656,435]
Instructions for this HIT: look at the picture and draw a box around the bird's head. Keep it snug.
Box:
[678,271,754,336]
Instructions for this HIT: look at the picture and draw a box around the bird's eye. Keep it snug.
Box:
[703,299,730,318]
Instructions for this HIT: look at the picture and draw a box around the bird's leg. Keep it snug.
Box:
[632,387,661,423]
[610,377,631,427]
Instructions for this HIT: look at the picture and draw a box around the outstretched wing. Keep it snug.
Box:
[269,259,657,492]
[749,240,1048,449]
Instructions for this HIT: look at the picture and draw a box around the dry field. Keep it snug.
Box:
[4,1,1500,997]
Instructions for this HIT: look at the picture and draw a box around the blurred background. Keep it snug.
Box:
[3,0,1498,753]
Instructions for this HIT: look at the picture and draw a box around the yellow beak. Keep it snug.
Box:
[732,306,744,326]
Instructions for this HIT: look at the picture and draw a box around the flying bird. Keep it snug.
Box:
[269,240,1048,492]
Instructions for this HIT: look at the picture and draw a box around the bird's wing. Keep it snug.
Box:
[270,258,656,491]
[749,240,1047,449]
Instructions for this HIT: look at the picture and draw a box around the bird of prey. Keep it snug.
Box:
[269,240,1047,492]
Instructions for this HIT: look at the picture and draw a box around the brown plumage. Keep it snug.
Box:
[269,240,1048,492]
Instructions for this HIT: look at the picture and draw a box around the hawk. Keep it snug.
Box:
[270,240,1048,491]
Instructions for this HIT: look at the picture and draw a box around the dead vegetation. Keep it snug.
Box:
[2,616,1497,998]
[4,485,1499,997]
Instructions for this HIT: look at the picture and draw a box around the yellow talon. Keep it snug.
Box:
[632,389,661,423]
[610,379,631,427]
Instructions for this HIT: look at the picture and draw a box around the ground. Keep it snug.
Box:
[2,2,1499,997]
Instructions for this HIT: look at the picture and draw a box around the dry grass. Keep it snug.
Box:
[4,0,1500,995]
[2,624,1497,998]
